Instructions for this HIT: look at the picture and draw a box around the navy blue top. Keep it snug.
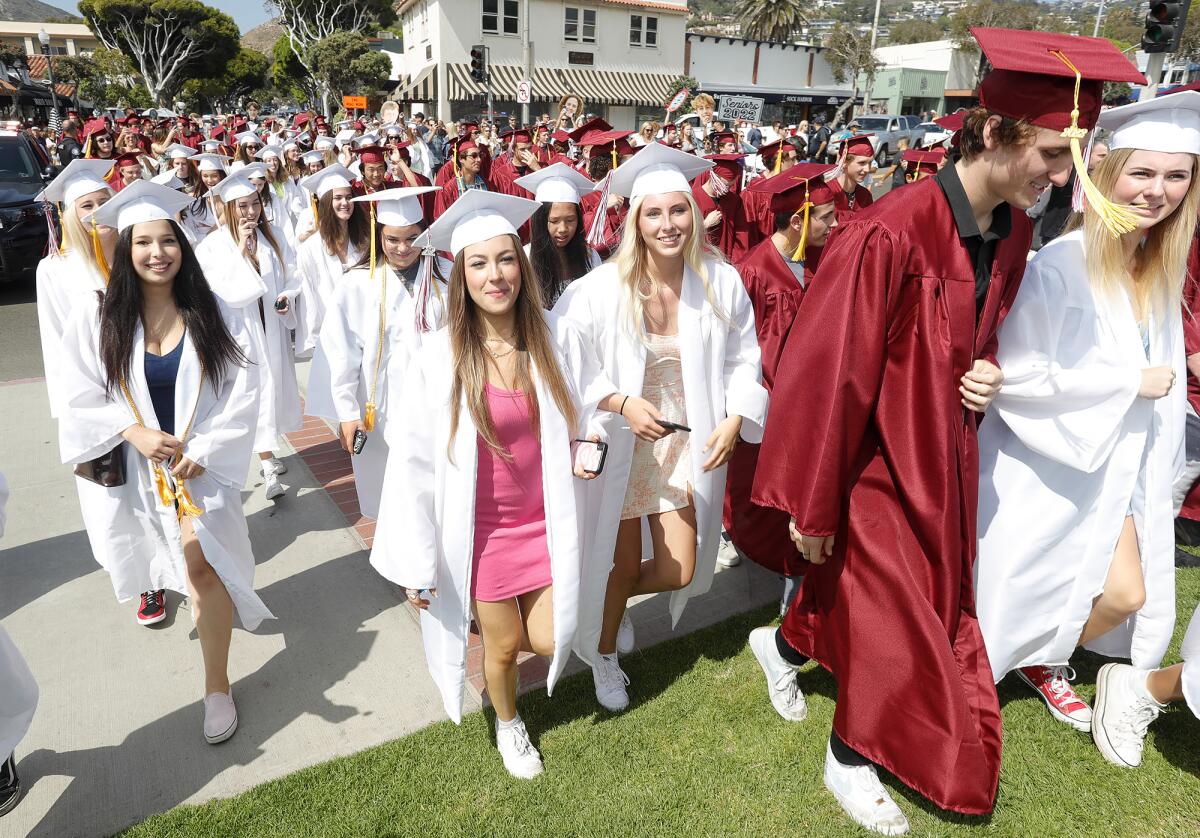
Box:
[145,336,183,436]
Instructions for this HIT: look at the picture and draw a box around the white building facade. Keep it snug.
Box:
[394,0,687,128]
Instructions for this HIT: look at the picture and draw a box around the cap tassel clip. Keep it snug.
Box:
[1050,49,1140,238]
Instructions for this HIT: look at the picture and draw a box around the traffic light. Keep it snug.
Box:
[470,45,488,83]
[1142,1,1190,54]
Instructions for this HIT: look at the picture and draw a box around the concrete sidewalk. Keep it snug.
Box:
[0,374,777,837]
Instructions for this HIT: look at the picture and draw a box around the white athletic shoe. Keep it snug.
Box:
[823,741,910,836]
[265,456,287,475]
[617,612,635,655]
[592,652,630,712]
[495,717,544,779]
[262,464,285,500]
[717,535,742,568]
[203,690,238,744]
[1092,663,1164,768]
[749,626,807,721]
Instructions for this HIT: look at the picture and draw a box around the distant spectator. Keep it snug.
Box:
[630,120,660,147]
[57,118,83,163]
[744,121,762,149]
[807,114,831,162]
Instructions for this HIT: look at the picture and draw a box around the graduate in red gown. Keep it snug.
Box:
[723,164,837,586]
[579,130,634,257]
[350,145,397,195]
[829,134,874,221]
[691,153,753,260]
[387,142,435,225]
[490,129,542,196]
[743,137,803,244]
[745,28,1144,831]
[433,136,495,217]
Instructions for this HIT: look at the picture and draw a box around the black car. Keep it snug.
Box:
[0,130,57,283]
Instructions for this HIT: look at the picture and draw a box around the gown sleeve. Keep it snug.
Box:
[321,280,367,424]
[991,258,1142,473]
[750,221,901,537]
[58,302,138,465]
[720,268,768,442]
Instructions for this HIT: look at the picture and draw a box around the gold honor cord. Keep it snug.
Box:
[791,181,812,263]
[90,216,111,283]
[119,371,204,521]
[1049,49,1142,237]
[364,202,385,432]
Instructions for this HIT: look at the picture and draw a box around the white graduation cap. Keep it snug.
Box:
[301,150,326,167]
[209,170,260,203]
[86,180,193,233]
[281,140,299,153]
[235,162,268,180]
[255,144,284,160]
[607,141,713,201]
[199,140,222,153]
[335,129,357,146]
[300,164,354,199]
[38,159,114,206]
[150,171,185,190]
[194,153,230,173]
[350,186,438,226]
[384,124,403,137]
[417,190,540,257]
[162,143,197,160]
[234,131,263,147]
[315,137,336,152]
[514,161,596,204]
[348,160,362,179]
[352,132,380,148]
[1097,90,1200,156]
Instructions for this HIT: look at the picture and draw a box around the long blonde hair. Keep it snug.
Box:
[1075,146,1200,320]
[613,191,727,343]
[447,234,579,460]
[61,189,114,271]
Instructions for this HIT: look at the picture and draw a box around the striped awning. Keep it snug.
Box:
[392,65,436,103]
[447,63,676,108]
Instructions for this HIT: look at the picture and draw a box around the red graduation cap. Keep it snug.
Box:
[901,148,944,177]
[551,129,570,144]
[972,27,1145,131]
[459,121,480,136]
[569,117,613,145]
[840,134,875,159]
[357,145,388,165]
[745,163,837,260]
[711,130,738,148]
[114,151,142,168]
[511,129,532,143]
[934,112,965,132]
[706,152,746,182]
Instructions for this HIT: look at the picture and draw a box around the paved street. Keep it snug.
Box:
[0,276,775,836]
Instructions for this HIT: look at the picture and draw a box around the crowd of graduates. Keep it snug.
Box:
[5,25,1200,835]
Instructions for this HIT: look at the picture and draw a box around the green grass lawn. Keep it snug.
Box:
[123,569,1200,838]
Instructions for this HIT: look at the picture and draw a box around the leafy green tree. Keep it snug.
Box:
[948,0,1050,47]
[54,47,140,106]
[739,0,807,43]
[825,23,880,124]
[310,32,392,103]
[887,18,946,45]
[271,34,320,106]
[77,0,240,105]
[667,75,699,114]
[180,48,269,112]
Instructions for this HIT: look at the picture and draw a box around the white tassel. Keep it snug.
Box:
[586,171,613,249]
[414,249,436,333]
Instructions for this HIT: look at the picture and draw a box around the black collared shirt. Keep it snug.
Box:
[935,162,1012,321]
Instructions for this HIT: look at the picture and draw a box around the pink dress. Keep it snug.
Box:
[471,382,554,602]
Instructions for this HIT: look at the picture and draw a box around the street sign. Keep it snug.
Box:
[717,94,765,123]
[517,79,532,104]
[342,95,368,110]
[665,87,688,113]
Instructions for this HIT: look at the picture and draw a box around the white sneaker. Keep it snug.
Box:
[823,741,910,836]
[262,465,285,500]
[203,690,238,744]
[495,717,544,779]
[265,456,287,475]
[717,536,742,568]
[1092,663,1164,768]
[749,626,807,721]
[592,652,630,712]
[616,612,635,655]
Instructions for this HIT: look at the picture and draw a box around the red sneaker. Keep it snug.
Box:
[1017,665,1093,732]
[137,590,166,626]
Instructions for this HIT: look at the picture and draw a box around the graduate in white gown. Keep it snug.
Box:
[976,92,1200,732]
[58,182,273,745]
[197,168,302,500]
[515,162,604,308]
[178,153,229,244]
[296,165,369,415]
[368,191,617,779]
[314,186,445,519]
[0,471,38,817]
[552,143,768,713]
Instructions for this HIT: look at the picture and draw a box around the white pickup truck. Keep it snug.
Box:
[827,114,927,164]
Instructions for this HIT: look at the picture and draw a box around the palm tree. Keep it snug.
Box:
[740,0,808,43]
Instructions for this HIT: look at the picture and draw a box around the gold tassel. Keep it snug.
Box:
[611,144,618,170]
[364,401,377,431]
[55,202,65,254]
[154,465,176,507]
[1050,49,1141,238]
[91,217,110,284]
[791,182,812,262]
[310,193,318,226]
[174,482,204,519]
[773,148,782,175]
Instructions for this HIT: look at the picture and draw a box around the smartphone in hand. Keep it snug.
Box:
[572,438,608,475]
[352,428,368,455]
[655,418,691,433]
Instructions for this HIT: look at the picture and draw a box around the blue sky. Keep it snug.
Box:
[53,0,273,34]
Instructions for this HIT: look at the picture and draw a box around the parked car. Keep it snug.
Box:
[918,121,954,148]
[0,129,56,283]
[828,115,926,164]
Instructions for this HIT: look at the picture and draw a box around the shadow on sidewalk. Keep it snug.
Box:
[0,527,98,621]
[19,549,393,838]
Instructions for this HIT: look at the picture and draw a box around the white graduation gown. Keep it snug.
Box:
[297,235,363,418]
[179,196,219,245]
[57,297,274,630]
[197,225,303,453]
[36,248,106,418]
[316,262,448,518]
[0,472,39,761]
[552,259,768,664]
[976,230,1184,681]
[369,315,615,722]
[1182,604,1200,718]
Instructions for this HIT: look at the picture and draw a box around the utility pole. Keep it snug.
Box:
[521,0,532,124]
[1093,0,1106,38]
[863,0,883,118]
[1143,51,1167,101]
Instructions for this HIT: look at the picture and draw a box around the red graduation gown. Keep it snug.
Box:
[752,176,1029,815]
[831,183,872,223]
[740,188,774,249]
[691,175,752,262]
[722,237,816,575]
[433,174,494,218]
[1179,235,1200,520]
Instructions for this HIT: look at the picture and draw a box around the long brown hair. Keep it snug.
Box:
[219,193,284,272]
[447,234,579,459]
[317,189,370,256]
